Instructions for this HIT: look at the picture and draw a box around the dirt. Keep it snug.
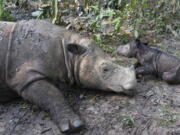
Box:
[1,75,180,135]
[1,6,180,135]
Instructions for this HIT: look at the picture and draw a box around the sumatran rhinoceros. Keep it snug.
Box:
[0,20,137,133]
[117,39,180,84]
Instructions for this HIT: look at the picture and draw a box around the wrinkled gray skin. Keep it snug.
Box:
[117,39,180,84]
[0,20,137,133]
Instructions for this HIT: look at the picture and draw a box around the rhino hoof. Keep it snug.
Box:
[60,118,84,133]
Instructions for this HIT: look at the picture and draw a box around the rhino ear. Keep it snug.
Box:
[67,44,87,55]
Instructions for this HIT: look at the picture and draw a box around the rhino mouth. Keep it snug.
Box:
[107,84,136,96]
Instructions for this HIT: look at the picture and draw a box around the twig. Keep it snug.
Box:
[41,128,52,134]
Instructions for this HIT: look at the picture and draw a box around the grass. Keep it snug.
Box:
[120,115,135,127]
[0,0,15,21]
[158,106,180,126]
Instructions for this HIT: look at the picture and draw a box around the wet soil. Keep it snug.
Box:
[1,6,180,135]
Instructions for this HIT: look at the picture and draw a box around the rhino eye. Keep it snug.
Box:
[103,67,110,73]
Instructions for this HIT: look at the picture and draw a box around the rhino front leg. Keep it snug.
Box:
[20,80,84,133]
[135,65,154,75]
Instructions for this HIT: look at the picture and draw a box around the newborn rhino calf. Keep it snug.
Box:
[117,39,180,84]
[0,20,137,133]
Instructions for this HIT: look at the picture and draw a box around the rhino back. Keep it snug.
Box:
[8,20,69,85]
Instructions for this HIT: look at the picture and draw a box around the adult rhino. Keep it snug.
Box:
[0,20,137,133]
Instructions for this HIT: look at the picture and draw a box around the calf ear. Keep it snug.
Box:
[135,39,142,48]
[135,39,141,44]
[143,42,148,46]
[67,44,87,55]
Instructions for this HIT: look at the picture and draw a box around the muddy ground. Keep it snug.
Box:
[0,7,180,135]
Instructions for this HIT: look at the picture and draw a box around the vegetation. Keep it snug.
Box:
[120,115,135,127]
[159,106,180,126]
[0,0,15,21]
[47,0,180,36]
[36,0,179,52]
[0,0,180,52]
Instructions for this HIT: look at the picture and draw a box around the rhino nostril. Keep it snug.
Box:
[103,67,110,73]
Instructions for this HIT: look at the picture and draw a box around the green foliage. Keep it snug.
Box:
[158,106,180,126]
[91,34,116,54]
[31,0,61,24]
[130,0,180,34]
[0,0,15,21]
[120,115,135,127]
[8,0,179,37]
[51,0,59,24]
[62,0,179,37]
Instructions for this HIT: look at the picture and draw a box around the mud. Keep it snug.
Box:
[1,80,180,135]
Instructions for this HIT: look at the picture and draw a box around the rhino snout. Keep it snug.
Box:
[122,81,137,96]
[122,82,136,90]
[121,67,137,95]
[117,45,130,56]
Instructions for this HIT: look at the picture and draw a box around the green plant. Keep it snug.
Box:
[159,106,180,126]
[52,0,59,24]
[0,0,15,21]
[9,0,180,37]
[91,34,116,54]
[121,115,135,127]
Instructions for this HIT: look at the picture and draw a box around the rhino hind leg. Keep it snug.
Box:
[19,80,84,133]
[163,66,180,84]
[135,65,154,75]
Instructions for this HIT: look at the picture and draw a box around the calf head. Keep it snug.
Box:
[67,43,137,96]
[117,39,145,58]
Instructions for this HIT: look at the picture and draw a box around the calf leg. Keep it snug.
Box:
[163,71,176,84]
[135,65,154,75]
[163,66,180,84]
[19,80,84,133]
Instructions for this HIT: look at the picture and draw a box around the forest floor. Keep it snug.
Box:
[0,7,180,135]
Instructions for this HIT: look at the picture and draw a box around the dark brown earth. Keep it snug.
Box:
[0,7,180,135]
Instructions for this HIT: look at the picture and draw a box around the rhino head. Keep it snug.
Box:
[117,39,142,58]
[65,39,137,96]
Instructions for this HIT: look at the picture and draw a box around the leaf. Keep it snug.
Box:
[91,34,102,43]
[134,30,139,38]
[31,10,43,17]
